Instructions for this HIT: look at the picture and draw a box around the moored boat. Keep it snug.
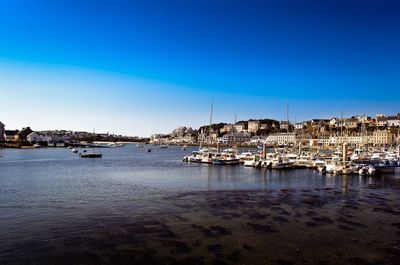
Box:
[80,153,102,158]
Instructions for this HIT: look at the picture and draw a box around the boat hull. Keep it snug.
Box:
[212,159,240,165]
[80,153,102,158]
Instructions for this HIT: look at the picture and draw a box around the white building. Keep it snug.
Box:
[372,130,394,145]
[250,136,264,145]
[265,133,296,145]
[294,123,304,130]
[234,123,246,132]
[248,121,260,133]
[27,132,52,143]
[386,115,400,127]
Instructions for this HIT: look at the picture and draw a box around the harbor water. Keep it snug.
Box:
[1,145,400,264]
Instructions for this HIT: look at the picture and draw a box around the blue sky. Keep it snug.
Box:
[0,0,399,136]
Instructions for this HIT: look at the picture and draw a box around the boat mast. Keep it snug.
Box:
[286,103,289,147]
[340,111,343,147]
[208,100,214,148]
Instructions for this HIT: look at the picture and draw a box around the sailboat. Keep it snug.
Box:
[183,101,216,163]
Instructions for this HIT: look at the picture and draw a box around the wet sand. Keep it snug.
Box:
[2,185,400,265]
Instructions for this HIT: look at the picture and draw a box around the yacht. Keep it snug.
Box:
[212,149,240,165]
[295,153,314,168]
[200,148,219,164]
[350,148,364,160]
[271,156,295,169]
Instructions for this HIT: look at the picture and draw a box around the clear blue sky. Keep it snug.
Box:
[0,0,399,136]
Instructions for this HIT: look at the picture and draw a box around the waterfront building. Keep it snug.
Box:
[265,132,296,145]
[4,130,19,142]
[372,130,394,146]
[26,132,53,143]
[18,127,34,141]
[0,121,4,141]
[329,135,365,146]
[310,137,330,147]
[27,132,41,143]
[221,131,251,145]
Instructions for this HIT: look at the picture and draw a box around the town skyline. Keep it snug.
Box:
[1,111,399,140]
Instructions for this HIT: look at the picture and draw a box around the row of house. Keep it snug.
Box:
[1,121,137,144]
[0,125,34,142]
[262,130,396,147]
[150,113,400,146]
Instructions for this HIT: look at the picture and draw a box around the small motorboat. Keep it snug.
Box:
[71,148,78,153]
[137,144,144,148]
[160,145,168,149]
[147,149,152,152]
[80,153,102,158]
[33,143,41,148]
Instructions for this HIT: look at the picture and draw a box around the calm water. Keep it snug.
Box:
[1,145,400,265]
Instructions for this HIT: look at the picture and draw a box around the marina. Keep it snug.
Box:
[183,143,400,176]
